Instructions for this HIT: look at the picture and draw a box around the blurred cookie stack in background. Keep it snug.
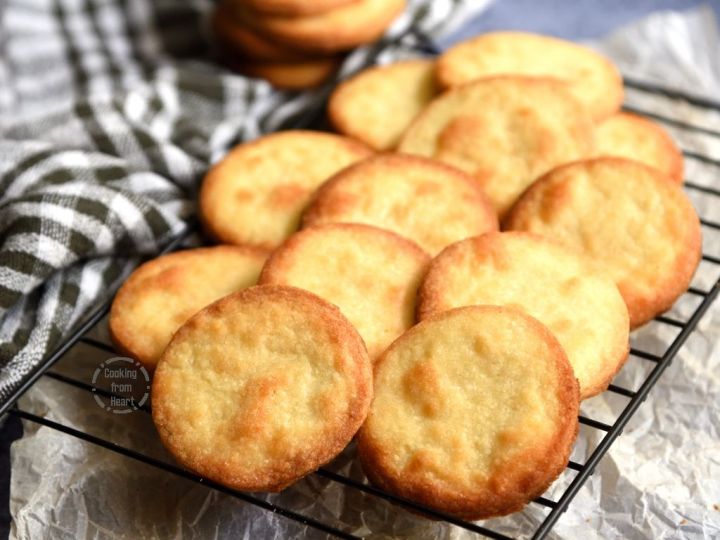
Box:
[212,0,406,90]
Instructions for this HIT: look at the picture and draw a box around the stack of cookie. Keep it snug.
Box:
[109,31,702,521]
[211,0,406,89]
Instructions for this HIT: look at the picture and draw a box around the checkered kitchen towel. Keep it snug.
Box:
[0,0,485,404]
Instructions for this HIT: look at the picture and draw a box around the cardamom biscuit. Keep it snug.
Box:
[243,0,359,17]
[398,76,593,217]
[594,112,684,183]
[302,154,498,255]
[152,285,372,492]
[225,56,341,89]
[328,59,437,150]
[259,223,430,361]
[505,158,702,328]
[234,0,406,54]
[436,31,623,121]
[200,131,372,250]
[212,4,316,62]
[109,245,268,372]
[358,305,579,519]
[418,232,629,399]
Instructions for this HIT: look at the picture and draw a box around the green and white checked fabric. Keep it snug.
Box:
[0,0,483,403]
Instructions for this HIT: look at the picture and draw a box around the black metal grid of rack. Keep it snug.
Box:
[1,37,720,540]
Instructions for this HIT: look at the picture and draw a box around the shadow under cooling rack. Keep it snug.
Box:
[3,43,720,539]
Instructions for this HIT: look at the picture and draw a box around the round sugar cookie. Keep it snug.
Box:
[436,31,623,121]
[302,154,498,255]
[152,285,372,492]
[109,245,268,372]
[200,131,372,250]
[328,59,437,150]
[397,76,593,217]
[594,112,684,183]
[243,0,359,17]
[358,305,579,519]
[418,232,629,398]
[259,223,430,361]
[212,4,316,62]
[226,56,340,89]
[235,0,406,54]
[505,158,702,328]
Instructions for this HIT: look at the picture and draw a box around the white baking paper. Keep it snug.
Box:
[9,4,720,539]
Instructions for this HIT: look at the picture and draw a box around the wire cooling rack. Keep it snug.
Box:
[2,40,720,539]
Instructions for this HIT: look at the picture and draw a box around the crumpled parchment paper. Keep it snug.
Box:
[9,4,720,539]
